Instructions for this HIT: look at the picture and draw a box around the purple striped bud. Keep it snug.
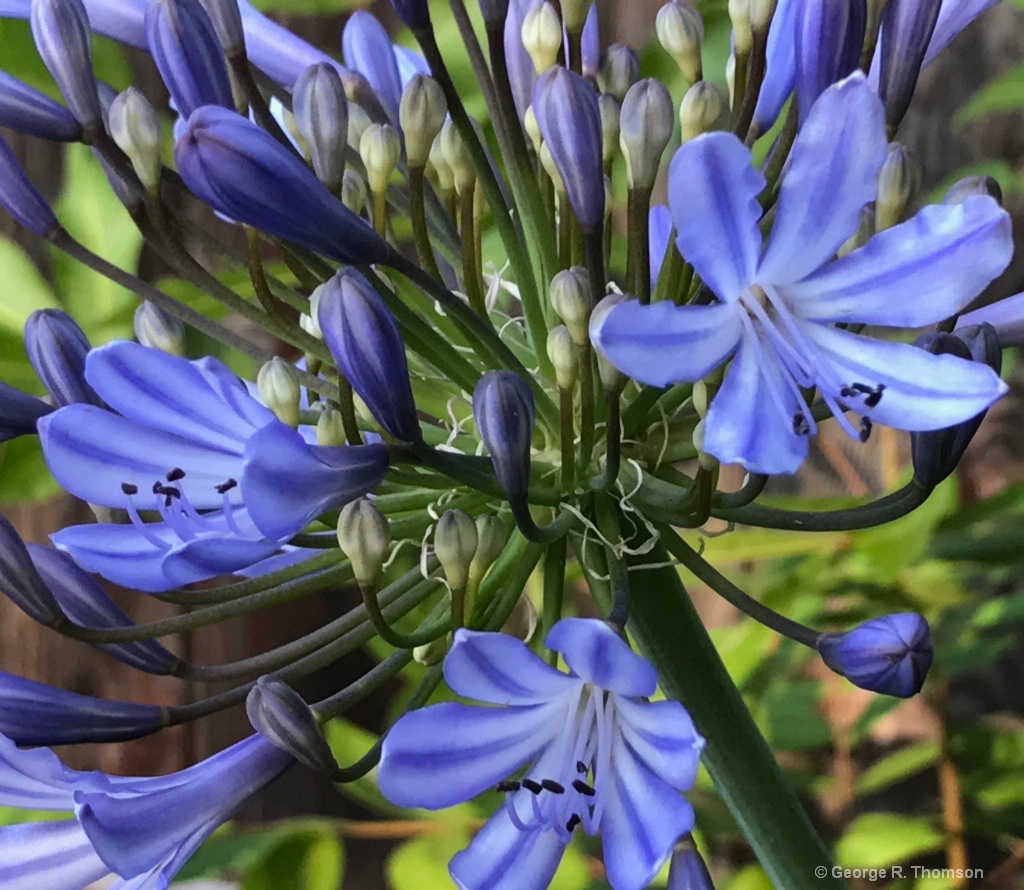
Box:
[0,70,81,141]
[28,545,179,675]
[504,0,537,117]
[24,308,101,407]
[818,613,933,698]
[175,105,389,265]
[0,135,59,236]
[391,0,431,31]
[293,63,349,194]
[317,269,420,442]
[146,0,234,120]
[478,0,509,25]
[342,11,403,126]
[0,382,52,442]
[29,0,102,128]
[667,844,715,890]
[533,67,604,232]
[877,0,942,129]
[619,78,673,190]
[0,512,64,626]
[596,44,640,103]
[944,175,1002,206]
[200,0,245,53]
[247,677,338,774]
[793,0,866,122]
[473,370,535,503]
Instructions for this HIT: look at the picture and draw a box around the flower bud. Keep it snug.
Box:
[679,80,723,142]
[877,0,942,130]
[521,2,562,74]
[667,842,714,890]
[957,294,1024,349]
[337,498,391,589]
[318,269,420,442]
[257,357,301,428]
[341,168,368,215]
[440,118,476,196]
[293,63,349,194]
[199,0,245,53]
[108,87,163,192]
[316,406,347,446]
[30,0,101,128]
[400,74,447,168]
[0,513,64,627]
[25,309,100,407]
[434,509,479,592]
[0,383,52,443]
[793,0,867,122]
[547,325,580,390]
[837,202,876,257]
[750,0,777,33]
[0,70,81,141]
[478,0,510,26]
[134,301,186,356]
[523,104,542,154]
[539,141,561,191]
[469,515,508,587]
[944,175,1002,206]
[598,94,621,166]
[391,0,431,31]
[549,266,592,346]
[0,135,59,237]
[656,1,704,84]
[729,0,752,54]
[360,123,402,196]
[343,11,404,125]
[561,0,592,33]
[145,0,234,121]
[246,677,338,774]
[413,636,448,665]
[590,294,629,391]
[533,67,605,232]
[347,100,372,150]
[429,133,455,193]
[473,370,535,503]
[597,44,641,102]
[817,613,933,698]
[176,106,389,266]
[503,591,538,642]
[619,78,674,190]
[875,142,920,232]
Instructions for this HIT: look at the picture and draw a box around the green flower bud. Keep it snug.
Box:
[679,80,723,142]
[524,104,542,154]
[301,283,325,339]
[750,0,777,34]
[133,301,185,357]
[440,118,476,195]
[337,498,391,590]
[838,203,876,257]
[434,509,479,592]
[360,122,402,195]
[539,141,562,192]
[620,78,674,190]
[108,87,162,192]
[656,1,704,83]
[546,325,580,390]
[549,266,592,346]
[257,357,301,428]
[692,418,717,471]
[400,73,447,168]
[502,592,538,642]
[590,294,629,391]
[429,132,455,193]
[413,635,449,665]
[729,0,752,54]
[346,100,371,151]
[597,44,640,103]
[522,2,562,75]
[469,514,508,588]
[341,168,368,215]
[875,143,920,232]
[561,0,592,33]
[316,406,347,446]
[599,93,621,166]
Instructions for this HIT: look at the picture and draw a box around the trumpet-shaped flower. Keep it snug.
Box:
[378,618,705,890]
[593,74,1011,475]
[37,340,388,591]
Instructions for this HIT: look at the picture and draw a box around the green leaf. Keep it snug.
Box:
[0,436,59,503]
[0,237,60,333]
[854,742,940,796]
[243,827,345,890]
[955,63,1024,126]
[723,864,776,890]
[835,814,943,868]
[386,831,471,890]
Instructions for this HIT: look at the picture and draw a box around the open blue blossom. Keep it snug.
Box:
[593,74,1011,475]
[378,618,705,890]
[37,340,388,590]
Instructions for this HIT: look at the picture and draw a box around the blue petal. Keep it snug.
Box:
[342,11,403,124]
[51,521,179,593]
[758,74,887,285]
[449,810,567,890]
[958,291,1024,348]
[378,701,564,809]
[592,299,743,388]
[752,0,798,132]
[242,423,390,540]
[504,0,538,117]
[800,322,1009,431]
[0,733,76,808]
[613,698,705,790]
[784,196,1013,325]
[0,820,110,890]
[601,729,696,890]
[162,535,281,587]
[703,333,810,474]
[923,0,999,67]
[667,134,762,301]
[545,619,657,697]
[444,629,579,705]
[648,204,672,290]
[38,405,241,510]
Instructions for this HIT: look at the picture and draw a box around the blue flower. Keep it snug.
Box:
[593,75,1011,475]
[37,340,388,591]
[378,618,705,890]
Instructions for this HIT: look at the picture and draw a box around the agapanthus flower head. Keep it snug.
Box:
[0,134,59,237]
[593,74,1011,475]
[29,0,101,128]
[175,105,390,265]
[24,308,100,407]
[817,612,933,698]
[473,370,535,503]
[0,70,81,141]
[379,618,705,890]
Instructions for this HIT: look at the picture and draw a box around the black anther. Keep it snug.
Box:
[864,384,885,408]
[792,412,810,436]
[576,761,588,774]
[521,779,543,794]
[541,779,565,794]
[121,482,138,495]
[572,779,596,797]
[859,417,873,443]
[216,478,238,494]
[166,468,186,481]
[566,814,582,832]
[496,780,521,793]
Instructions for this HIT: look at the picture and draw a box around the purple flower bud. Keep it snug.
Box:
[202,0,246,53]
[944,175,1002,206]
[293,63,349,194]
[478,0,509,26]
[28,544,179,675]
[391,0,431,31]
[533,67,604,232]
[667,844,715,890]
[29,0,102,127]
[342,11,403,126]
[146,0,234,121]
[818,613,933,698]
[0,70,82,141]
[0,381,52,442]
[175,105,389,265]
[24,308,101,407]
[877,0,942,129]
[317,269,419,442]
[0,134,59,237]
[793,0,866,122]
[0,512,65,626]
[911,325,1001,488]
[473,370,535,503]
[246,677,338,774]
[504,0,536,117]
[0,672,164,744]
